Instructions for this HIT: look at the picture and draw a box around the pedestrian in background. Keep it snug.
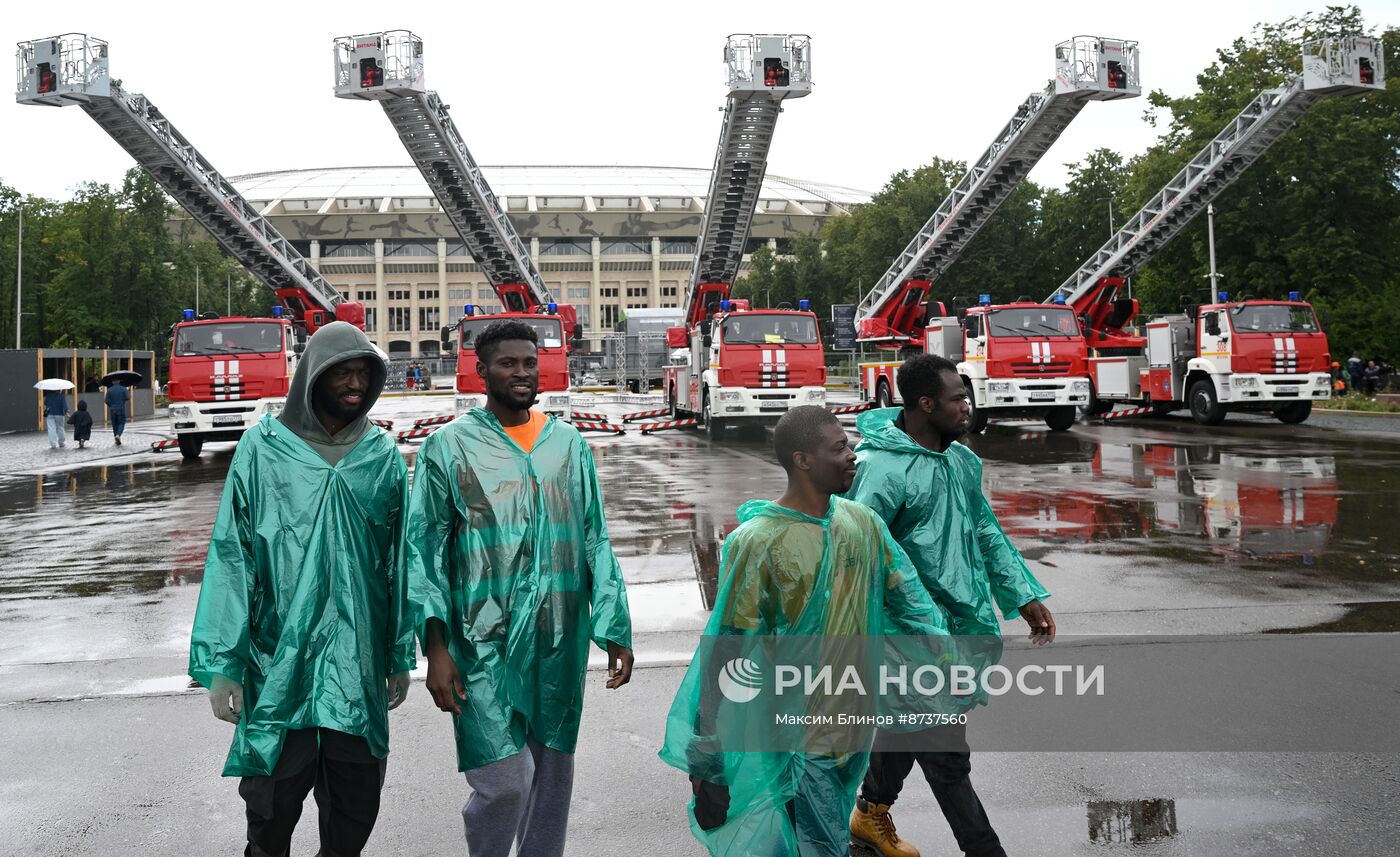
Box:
[43,389,70,449]
[105,379,130,445]
[67,401,93,449]
[1348,352,1364,396]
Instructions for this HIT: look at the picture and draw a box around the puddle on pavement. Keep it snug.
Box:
[1263,600,1400,633]
[2,421,1397,638]
[1087,798,1179,845]
[968,425,1400,578]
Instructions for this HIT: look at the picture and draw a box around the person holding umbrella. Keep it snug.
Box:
[37,379,73,449]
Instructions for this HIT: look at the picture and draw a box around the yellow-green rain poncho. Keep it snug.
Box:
[405,409,632,771]
[188,322,415,777]
[848,407,1049,635]
[659,497,948,857]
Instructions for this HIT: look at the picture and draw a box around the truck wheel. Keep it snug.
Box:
[1187,379,1226,426]
[1274,401,1312,424]
[965,383,989,434]
[1045,406,1076,432]
[876,379,893,409]
[703,396,725,441]
[177,434,204,460]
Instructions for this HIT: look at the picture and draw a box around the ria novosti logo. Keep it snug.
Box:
[717,657,763,703]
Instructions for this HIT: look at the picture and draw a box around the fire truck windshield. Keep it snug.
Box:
[1230,304,1319,333]
[174,322,284,356]
[460,317,564,350]
[987,307,1080,338]
[720,314,819,345]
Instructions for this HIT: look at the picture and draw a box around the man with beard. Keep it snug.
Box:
[846,354,1054,857]
[660,406,947,856]
[407,319,634,857]
[190,321,415,857]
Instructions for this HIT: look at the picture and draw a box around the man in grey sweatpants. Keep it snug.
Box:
[406,320,634,856]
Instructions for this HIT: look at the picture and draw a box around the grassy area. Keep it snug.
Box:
[1315,396,1400,413]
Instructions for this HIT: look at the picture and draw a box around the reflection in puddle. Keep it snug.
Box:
[1087,798,1179,845]
[0,459,226,600]
[980,431,1353,563]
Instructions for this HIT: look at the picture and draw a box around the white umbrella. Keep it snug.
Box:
[34,379,75,391]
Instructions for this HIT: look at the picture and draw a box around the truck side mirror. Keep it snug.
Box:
[440,326,452,346]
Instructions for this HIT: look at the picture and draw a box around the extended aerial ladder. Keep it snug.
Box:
[682,33,812,329]
[332,31,558,321]
[16,34,362,332]
[1046,36,1385,425]
[661,35,824,438]
[333,31,576,417]
[855,36,1140,348]
[1046,36,1386,344]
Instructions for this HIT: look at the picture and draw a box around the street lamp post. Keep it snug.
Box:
[1205,204,1223,303]
[14,203,21,349]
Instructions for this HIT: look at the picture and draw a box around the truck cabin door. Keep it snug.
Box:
[1199,310,1230,359]
[963,313,986,362]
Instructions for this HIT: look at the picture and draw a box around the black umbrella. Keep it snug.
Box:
[101,369,142,387]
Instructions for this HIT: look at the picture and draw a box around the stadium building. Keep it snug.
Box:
[224,165,869,356]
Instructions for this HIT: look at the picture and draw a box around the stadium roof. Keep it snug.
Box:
[230,165,871,215]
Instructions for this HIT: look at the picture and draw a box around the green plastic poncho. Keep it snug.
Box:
[658,497,947,857]
[188,322,415,777]
[405,408,632,771]
[848,407,1049,636]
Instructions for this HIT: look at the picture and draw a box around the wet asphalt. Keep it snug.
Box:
[2,396,1398,855]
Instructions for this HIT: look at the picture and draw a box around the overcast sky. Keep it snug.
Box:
[4,0,1396,202]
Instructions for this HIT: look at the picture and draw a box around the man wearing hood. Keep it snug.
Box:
[847,354,1054,857]
[660,406,948,857]
[407,319,633,857]
[189,321,415,857]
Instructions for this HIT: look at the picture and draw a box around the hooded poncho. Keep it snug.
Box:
[847,407,1049,636]
[188,321,414,776]
[405,407,632,771]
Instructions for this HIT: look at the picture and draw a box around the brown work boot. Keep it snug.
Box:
[850,797,920,857]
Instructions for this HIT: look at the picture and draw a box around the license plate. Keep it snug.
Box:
[759,405,790,412]
[1275,387,1299,396]
[212,415,243,426]
[1028,393,1056,402]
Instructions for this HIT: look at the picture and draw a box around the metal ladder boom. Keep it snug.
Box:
[1047,36,1385,306]
[679,34,812,327]
[1046,80,1319,305]
[378,91,552,305]
[89,83,343,314]
[14,35,343,319]
[688,96,782,290]
[856,36,1140,336]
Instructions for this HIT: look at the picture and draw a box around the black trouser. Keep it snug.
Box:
[238,728,386,857]
[860,724,1005,857]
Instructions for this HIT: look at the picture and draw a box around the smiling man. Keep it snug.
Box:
[189,321,415,857]
[846,354,1054,857]
[406,319,633,857]
[660,406,947,856]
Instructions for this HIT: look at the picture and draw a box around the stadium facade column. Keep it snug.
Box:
[437,238,449,357]
[590,236,603,351]
[409,262,420,358]
[374,239,387,352]
[650,237,661,308]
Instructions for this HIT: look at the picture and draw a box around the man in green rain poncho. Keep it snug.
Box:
[406,319,633,857]
[659,405,950,857]
[189,321,415,857]
[847,354,1055,857]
